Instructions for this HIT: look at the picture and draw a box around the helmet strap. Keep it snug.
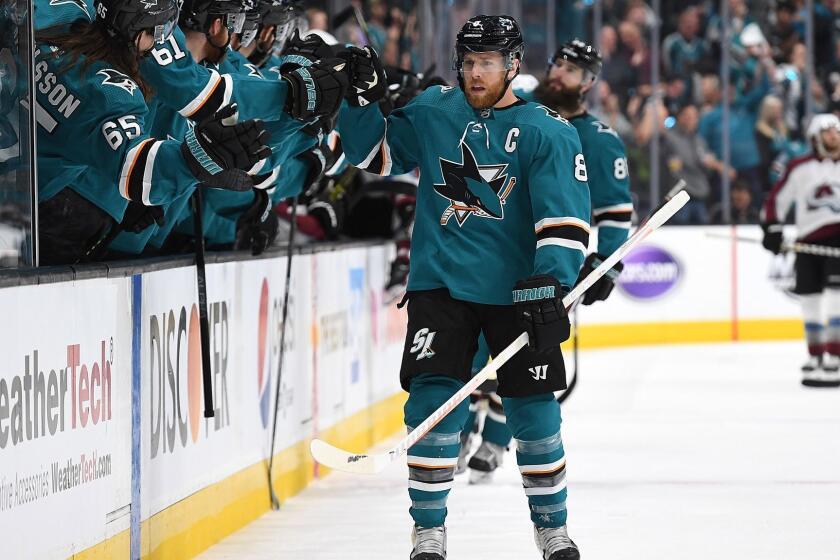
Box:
[205,19,232,57]
[493,65,519,107]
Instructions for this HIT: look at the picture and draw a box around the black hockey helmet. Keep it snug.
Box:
[257,0,299,28]
[551,39,603,78]
[237,0,260,48]
[453,14,524,73]
[180,0,247,35]
[94,0,180,45]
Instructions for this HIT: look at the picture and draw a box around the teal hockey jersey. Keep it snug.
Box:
[515,81,632,258]
[338,86,591,305]
[33,0,91,30]
[169,49,320,247]
[140,27,290,124]
[567,112,632,256]
[33,44,199,220]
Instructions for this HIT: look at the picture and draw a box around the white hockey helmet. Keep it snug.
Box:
[806,113,840,157]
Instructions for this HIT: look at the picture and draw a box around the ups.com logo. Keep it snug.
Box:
[148,301,230,459]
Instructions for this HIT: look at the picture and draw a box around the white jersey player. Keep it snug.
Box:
[761,113,840,387]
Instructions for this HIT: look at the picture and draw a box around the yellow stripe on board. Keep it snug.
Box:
[562,318,802,350]
[70,319,801,560]
[69,529,129,559]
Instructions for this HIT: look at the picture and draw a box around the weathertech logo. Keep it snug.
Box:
[0,342,114,450]
[530,365,548,380]
[410,328,436,361]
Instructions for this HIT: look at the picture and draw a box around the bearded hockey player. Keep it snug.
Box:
[33,0,271,264]
[339,15,590,560]
[460,39,634,486]
[762,113,840,387]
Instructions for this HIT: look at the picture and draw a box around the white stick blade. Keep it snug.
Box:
[310,439,386,474]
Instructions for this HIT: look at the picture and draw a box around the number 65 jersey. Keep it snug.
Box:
[33,45,200,220]
[338,85,591,305]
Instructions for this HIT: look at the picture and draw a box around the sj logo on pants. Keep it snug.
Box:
[410,328,437,361]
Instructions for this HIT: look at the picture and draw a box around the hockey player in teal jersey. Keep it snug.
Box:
[537,40,633,271]
[34,0,271,264]
[339,15,588,560]
[164,14,336,254]
[461,40,635,487]
[106,0,328,257]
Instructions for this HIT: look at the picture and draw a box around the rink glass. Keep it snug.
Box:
[0,0,36,268]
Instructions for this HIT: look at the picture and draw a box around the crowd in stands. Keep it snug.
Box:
[586,0,840,223]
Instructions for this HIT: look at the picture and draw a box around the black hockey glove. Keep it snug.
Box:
[575,253,624,306]
[234,189,279,256]
[297,144,336,196]
[181,104,272,191]
[339,46,387,107]
[121,201,164,233]
[513,275,570,353]
[762,223,784,255]
[279,29,341,71]
[282,58,350,121]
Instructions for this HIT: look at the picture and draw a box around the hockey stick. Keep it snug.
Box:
[556,179,687,405]
[705,232,840,258]
[556,309,578,405]
[191,190,215,418]
[310,190,690,474]
[267,196,299,510]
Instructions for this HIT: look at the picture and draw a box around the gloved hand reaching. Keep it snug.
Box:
[181,104,272,191]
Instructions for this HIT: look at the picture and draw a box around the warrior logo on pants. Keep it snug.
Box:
[529,365,548,380]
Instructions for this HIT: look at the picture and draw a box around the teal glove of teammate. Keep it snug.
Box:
[513,275,570,353]
[181,104,272,191]
[282,58,350,121]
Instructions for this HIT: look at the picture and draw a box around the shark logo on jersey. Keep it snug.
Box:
[244,63,264,78]
[49,0,91,19]
[807,182,840,212]
[97,69,138,95]
[434,141,517,226]
[593,120,620,139]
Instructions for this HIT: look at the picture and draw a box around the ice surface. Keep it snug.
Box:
[199,341,840,560]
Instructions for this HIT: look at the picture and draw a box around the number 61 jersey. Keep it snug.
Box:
[338,85,592,305]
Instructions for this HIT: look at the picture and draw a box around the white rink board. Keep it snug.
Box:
[0,279,133,559]
[582,225,801,325]
[139,245,405,522]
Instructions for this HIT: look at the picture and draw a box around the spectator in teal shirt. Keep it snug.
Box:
[698,70,772,200]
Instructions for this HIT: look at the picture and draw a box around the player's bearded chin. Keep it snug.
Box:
[465,75,507,109]
[535,79,582,113]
